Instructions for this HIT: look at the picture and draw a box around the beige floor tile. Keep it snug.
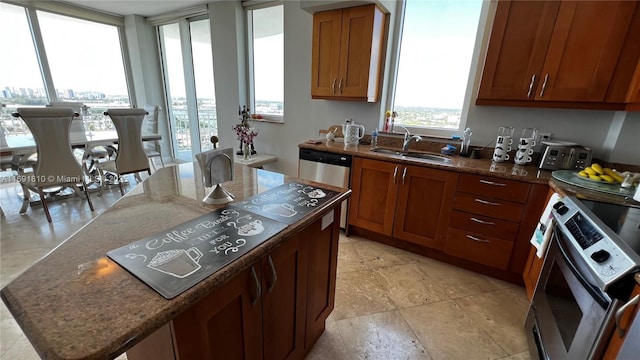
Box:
[336,310,431,360]
[336,241,368,274]
[0,317,23,355]
[414,257,499,299]
[401,300,507,360]
[372,263,449,308]
[454,288,530,355]
[483,275,524,291]
[354,239,418,269]
[0,335,39,360]
[332,269,396,321]
[499,351,531,360]
[305,318,349,360]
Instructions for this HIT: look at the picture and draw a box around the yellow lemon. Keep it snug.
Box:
[600,174,615,183]
[584,167,597,176]
[578,170,589,178]
[604,168,624,183]
[591,163,604,175]
[588,174,602,181]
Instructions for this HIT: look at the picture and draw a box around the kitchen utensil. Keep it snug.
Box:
[460,127,472,156]
[342,121,365,146]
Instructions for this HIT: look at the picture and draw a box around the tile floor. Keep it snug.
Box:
[1,170,532,360]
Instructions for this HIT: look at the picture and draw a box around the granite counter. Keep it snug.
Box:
[299,141,553,185]
[0,163,350,359]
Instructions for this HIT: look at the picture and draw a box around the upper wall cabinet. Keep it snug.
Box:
[477,0,640,110]
[311,4,386,102]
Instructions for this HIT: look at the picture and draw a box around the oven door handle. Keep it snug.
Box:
[555,230,610,308]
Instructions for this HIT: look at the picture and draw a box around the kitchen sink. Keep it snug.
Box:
[371,148,452,163]
[371,148,402,156]
[403,152,452,163]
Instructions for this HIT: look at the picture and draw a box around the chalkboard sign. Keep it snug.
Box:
[107,208,287,299]
[231,182,340,225]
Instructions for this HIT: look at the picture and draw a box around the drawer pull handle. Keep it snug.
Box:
[475,198,500,206]
[267,255,278,294]
[527,74,536,98]
[402,167,407,186]
[250,266,261,307]
[466,235,491,243]
[393,166,398,184]
[479,179,506,187]
[470,217,496,225]
[615,294,640,337]
[331,78,336,94]
[539,74,549,98]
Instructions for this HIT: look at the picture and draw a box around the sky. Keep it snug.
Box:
[394,0,482,110]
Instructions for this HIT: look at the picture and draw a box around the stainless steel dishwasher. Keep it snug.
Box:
[298,148,351,229]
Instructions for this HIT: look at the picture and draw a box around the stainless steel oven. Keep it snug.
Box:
[526,196,640,359]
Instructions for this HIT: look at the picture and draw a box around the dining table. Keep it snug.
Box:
[0,130,163,207]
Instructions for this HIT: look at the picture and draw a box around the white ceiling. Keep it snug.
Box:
[60,0,211,17]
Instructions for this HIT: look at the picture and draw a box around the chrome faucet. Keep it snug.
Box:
[398,125,422,152]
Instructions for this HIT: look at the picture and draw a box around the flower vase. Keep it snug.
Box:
[243,144,251,160]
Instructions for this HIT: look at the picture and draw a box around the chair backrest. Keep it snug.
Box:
[142,105,160,151]
[47,101,86,142]
[15,107,84,187]
[105,108,150,175]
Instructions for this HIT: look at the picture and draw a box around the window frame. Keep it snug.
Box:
[245,1,284,124]
[384,0,490,137]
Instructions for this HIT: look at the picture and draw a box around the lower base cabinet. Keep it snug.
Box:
[127,208,340,360]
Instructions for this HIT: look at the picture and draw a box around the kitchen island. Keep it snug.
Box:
[1,163,350,360]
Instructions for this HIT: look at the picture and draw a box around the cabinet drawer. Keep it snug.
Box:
[457,174,530,203]
[453,192,525,223]
[449,210,519,241]
[444,228,514,270]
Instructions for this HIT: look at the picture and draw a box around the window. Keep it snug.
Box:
[248,5,284,122]
[391,0,482,134]
[0,3,131,138]
[0,3,48,137]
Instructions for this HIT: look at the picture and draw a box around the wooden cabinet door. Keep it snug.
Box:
[393,165,458,250]
[535,1,637,102]
[171,265,263,360]
[304,208,340,349]
[261,233,308,360]
[338,5,382,100]
[311,9,342,98]
[349,157,399,235]
[478,0,559,100]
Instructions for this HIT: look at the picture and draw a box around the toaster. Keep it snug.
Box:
[539,142,592,170]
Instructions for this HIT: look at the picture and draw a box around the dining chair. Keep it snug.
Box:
[142,105,164,171]
[12,107,94,223]
[47,101,112,172]
[97,109,151,195]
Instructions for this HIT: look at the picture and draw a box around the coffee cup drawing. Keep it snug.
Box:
[306,189,326,199]
[263,203,297,217]
[237,220,264,236]
[147,247,203,278]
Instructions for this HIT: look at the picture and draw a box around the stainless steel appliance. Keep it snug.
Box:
[298,148,351,228]
[539,141,592,170]
[526,197,640,359]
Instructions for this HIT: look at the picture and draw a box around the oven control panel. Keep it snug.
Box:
[552,198,638,289]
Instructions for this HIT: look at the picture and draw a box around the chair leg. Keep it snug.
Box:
[19,183,31,214]
[159,155,165,168]
[38,188,53,223]
[118,177,125,196]
[134,173,142,183]
[83,181,95,211]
